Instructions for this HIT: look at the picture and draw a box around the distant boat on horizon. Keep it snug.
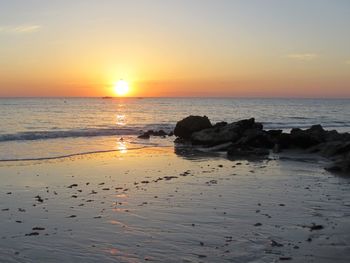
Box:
[102,96,113,99]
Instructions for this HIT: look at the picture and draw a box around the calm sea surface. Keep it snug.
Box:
[0,98,349,160]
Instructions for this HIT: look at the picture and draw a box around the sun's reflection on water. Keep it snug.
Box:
[116,114,126,126]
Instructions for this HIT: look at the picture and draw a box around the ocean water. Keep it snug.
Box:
[0,98,349,161]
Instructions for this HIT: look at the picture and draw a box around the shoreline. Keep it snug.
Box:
[1,147,350,262]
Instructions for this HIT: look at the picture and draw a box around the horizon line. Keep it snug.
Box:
[0,96,350,100]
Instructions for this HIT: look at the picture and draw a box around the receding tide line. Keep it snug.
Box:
[0,146,171,162]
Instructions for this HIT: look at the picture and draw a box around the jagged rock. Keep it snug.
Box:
[174,116,212,139]
[237,129,274,148]
[289,125,327,148]
[173,116,350,174]
[213,121,227,128]
[191,123,240,146]
[266,129,283,137]
[275,133,293,149]
[152,130,167,136]
[235,118,258,130]
[138,129,168,139]
[191,118,262,146]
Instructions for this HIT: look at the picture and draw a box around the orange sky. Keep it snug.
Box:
[0,1,349,98]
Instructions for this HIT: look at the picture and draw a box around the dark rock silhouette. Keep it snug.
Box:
[138,129,168,139]
[173,116,350,174]
[174,115,212,139]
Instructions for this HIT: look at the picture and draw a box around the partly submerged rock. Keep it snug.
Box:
[138,133,150,139]
[138,129,168,139]
[174,115,212,139]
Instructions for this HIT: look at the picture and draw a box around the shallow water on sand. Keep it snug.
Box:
[1,147,350,262]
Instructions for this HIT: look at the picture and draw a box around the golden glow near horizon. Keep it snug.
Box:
[0,1,350,98]
[113,80,129,96]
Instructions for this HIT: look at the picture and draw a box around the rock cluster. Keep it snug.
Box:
[138,129,172,139]
[173,115,350,174]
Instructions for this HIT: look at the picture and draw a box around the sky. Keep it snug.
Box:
[0,0,349,97]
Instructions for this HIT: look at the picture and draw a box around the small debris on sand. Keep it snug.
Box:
[270,240,283,247]
[279,257,292,261]
[25,232,39,236]
[32,227,45,231]
[302,223,324,231]
[35,195,44,203]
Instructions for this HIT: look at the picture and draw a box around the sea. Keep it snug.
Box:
[0,98,349,161]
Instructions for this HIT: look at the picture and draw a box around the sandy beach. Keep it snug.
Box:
[1,145,350,262]
[2,0,350,261]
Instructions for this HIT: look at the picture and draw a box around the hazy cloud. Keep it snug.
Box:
[0,25,41,34]
[286,53,318,61]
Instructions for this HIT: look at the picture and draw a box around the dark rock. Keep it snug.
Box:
[290,125,327,148]
[191,123,240,145]
[213,121,227,128]
[174,115,212,139]
[276,133,292,149]
[236,118,258,131]
[266,129,283,138]
[237,129,274,148]
[149,130,167,136]
[138,133,150,139]
[174,137,188,144]
[138,129,167,139]
[191,118,264,146]
[325,130,343,141]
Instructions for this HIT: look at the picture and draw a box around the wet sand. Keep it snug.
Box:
[1,147,350,262]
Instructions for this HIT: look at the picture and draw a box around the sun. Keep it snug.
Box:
[113,80,129,96]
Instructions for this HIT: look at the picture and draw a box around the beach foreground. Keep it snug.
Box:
[1,147,350,262]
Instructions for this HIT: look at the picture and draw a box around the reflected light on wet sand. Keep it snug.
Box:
[116,141,128,154]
